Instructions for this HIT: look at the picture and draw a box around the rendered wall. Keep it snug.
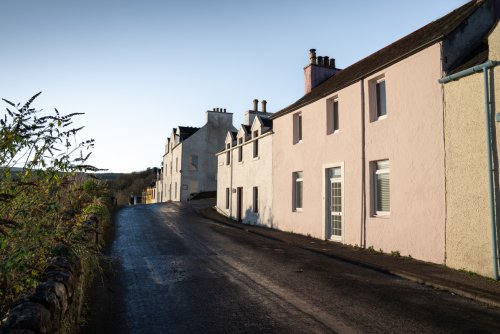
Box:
[272,82,363,245]
[272,44,446,263]
[216,128,273,227]
[444,23,500,277]
[363,44,446,263]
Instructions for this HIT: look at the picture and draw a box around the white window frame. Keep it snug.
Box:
[327,97,339,135]
[293,171,303,211]
[293,112,302,144]
[238,138,243,162]
[374,160,390,216]
[375,78,387,120]
[253,130,259,158]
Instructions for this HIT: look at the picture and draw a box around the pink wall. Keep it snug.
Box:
[363,44,445,263]
[272,43,446,263]
[272,82,363,245]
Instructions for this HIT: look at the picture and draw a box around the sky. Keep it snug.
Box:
[0,0,468,173]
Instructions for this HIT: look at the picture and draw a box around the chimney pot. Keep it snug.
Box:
[309,49,317,65]
[253,99,258,112]
[223,108,226,113]
[324,56,329,67]
[330,58,336,68]
[318,56,323,66]
[261,100,267,113]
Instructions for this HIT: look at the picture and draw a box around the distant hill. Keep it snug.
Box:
[92,173,124,181]
[103,168,158,206]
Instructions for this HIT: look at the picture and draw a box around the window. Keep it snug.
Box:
[253,187,258,213]
[175,157,178,172]
[238,138,243,162]
[253,131,259,158]
[175,182,177,199]
[225,188,230,209]
[376,80,387,118]
[189,155,198,171]
[374,160,390,215]
[293,113,302,144]
[327,99,339,134]
[226,151,230,165]
[293,171,303,211]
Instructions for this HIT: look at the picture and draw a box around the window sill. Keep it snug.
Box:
[293,208,303,213]
[253,156,260,161]
[237,161,244,165]
[372,212,390,218]
[376,115,387,121]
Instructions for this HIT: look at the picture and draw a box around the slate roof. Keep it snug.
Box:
[242,125,251,134]
[271,0,485,119]
[260,117,273,129]
[177,126,200,140]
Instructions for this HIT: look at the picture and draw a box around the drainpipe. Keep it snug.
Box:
[360,79,367,248]
[439,60,499,280]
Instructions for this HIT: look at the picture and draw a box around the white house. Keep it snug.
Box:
[161,108,234,202]
[216,100,274,227]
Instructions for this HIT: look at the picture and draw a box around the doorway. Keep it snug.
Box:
[326,167,342,240]
[236,187,243,222]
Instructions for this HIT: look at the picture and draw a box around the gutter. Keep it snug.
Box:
[439,59,499,280]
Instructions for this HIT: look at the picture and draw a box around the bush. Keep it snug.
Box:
[0,93,108,318]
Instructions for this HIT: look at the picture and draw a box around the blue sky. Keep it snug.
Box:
[1,0,468,173]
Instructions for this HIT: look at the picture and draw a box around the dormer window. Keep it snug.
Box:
[238,138,243,162]
[253,131,259,158]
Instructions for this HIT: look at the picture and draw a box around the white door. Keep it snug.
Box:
[327,167,342,240]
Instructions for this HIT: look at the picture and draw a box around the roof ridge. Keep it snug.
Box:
[271,0,485,119]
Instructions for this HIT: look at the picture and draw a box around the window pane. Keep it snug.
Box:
[296,180,303,208]
[298,114,302,141]
[376,81,386,117]
[376,173,390,212]
[333,100,339,130]
[376,160,389,170]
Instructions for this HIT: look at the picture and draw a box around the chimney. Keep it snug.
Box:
[304,49,340,94]
[253,99,259,112]
[261,100,267,113]
[309,49,317,64]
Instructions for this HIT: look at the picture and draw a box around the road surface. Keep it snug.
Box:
[83,201,500,333]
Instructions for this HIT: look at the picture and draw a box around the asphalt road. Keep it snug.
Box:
[83,201,500,334]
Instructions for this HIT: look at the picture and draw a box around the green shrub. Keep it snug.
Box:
[0,93,107,318]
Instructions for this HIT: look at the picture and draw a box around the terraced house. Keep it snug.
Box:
[216,100,274,226]
[269,0,500,276]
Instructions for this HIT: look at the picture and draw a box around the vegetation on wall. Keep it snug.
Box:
[0,93,110,318]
